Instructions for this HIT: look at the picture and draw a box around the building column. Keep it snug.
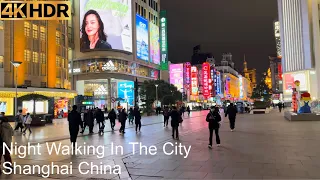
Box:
[108,78,112,110]
[47,21,57,88]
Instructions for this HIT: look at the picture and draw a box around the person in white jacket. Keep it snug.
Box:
[23,113,32,134]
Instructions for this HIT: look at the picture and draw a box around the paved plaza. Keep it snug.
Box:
[1,110,320,179]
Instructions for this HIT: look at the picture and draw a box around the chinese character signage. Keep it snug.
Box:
[160,10,168,70]
[239,75,244,99]
[191,66,198,96]
[202,62,210,98]
[169,64,184,92]
[215,71,221,95]
[184,62,191,85]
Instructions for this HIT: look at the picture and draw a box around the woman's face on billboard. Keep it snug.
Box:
[85,14,100,37]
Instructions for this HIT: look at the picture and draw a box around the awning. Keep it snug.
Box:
[0,87,77,99]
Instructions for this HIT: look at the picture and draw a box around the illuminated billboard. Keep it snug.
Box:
[184,62,191,85]
[136,14,149,61]
[80,0,133,52]
[191,66,198,96]
[202,63,211,98]
[150,23,160,64]
[117,81,135,107]
[239,75,244,99]
[169,64,184,92]
[284,73,307,91]
[160,10,168,70]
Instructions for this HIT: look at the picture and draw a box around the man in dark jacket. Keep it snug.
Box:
[68,105,82,147]
[206,106,221,148]
[119,109,128,134]
[108,109,117,130]
[170,106,181,140]
[134,107,142,132]
[163,106,170,127]
[95,109,105,133]
[225,103,238,132]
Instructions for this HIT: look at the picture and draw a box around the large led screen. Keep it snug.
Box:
[80,0,132,52]
[170,64,184,92]
[150,23,160,64]
[136,14,149,61]
[117,81,135,107]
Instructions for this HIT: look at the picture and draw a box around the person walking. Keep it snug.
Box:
[68,105,82,148]
[170,106,181,140]
[108,109,117,131]
[0,112,14,172]
[163,106,170,127]
[87,109,95,134]
[187,106,191,116]
[128,107,134,124]
[14,110,24,132]
[80,109,88,134]
[119,108,128,134]
[134,107,142,132]
[206,107,221,148]
[23,113,32,135]
[225,103,238,132]
[278,102,283,112]
[95,109,105,134]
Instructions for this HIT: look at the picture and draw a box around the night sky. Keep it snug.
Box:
[160,0,278,80]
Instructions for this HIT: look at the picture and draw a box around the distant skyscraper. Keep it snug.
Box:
[277,0,320,100]
[274,21,281,57]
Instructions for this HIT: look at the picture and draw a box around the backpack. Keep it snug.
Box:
[206,112,215,122]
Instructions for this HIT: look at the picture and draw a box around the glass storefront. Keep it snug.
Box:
[70,58,159,79]
[0,98,14,116]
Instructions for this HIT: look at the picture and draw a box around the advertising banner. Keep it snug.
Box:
[160,10,168,70]
[215,71,221,95]
[191,66,198,96]
[136,14,149,61]
[184,62,191,85]
[117,81,135,107]
[284,73,307,91]
[80,0,132,52]
[169,64,184,92]
[202,62,210,98]
[239,75,244,99]
[150,23,160,65]
[211,68,215,97]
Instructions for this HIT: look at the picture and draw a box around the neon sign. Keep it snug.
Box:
[185,62,191,85]
[202,62,210,98]
[191,66,198,96]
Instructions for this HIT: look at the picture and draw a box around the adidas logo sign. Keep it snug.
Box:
[94,85,108,95]
[102,60,117,71]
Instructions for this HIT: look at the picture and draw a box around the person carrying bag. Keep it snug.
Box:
[206,106,222,149]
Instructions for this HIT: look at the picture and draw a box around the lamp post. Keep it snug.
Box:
[11,61,22,115]
[155,84,159,107]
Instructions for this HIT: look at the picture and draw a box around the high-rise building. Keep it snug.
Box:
[277,0,320,101]
[274,20,281,57]
[0,1,77,118]
[70,0,161,110]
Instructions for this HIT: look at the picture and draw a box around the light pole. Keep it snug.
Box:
[11,61,22,115]
[155,84,159,107]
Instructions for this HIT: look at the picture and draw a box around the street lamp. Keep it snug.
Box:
[11,61,22,115]
[155,84,159,106]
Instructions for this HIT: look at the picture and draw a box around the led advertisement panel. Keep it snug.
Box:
[136,14,149,61]
[117,81,135,107]
[184,62,191,85]
[202,62,211,98]
[191,66,198,96]
[169,64,184,92]
[80,0,132,52]
[150,23,160,64]
[160,10,168,70]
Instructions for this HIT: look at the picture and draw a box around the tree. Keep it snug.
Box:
[139,80,182,115]
[251,74,272,102]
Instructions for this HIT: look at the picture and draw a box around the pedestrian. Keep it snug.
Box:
[0,112,14,172]
[225,103,238,132]
[170,106,181,140]
[68,105,82,148]
[14,110,24,132]
[80,109,88,134]
[134,107,142,132]
[163,106,170,127]
[206,107,221,148]
[95,109,105,134]
[278,102,283,112]
[119,108,128,134]
[87,109,95,134]
[23,113,32,135]
[128,107,134,124]
[108,109,117,131]
[187,106,191,116]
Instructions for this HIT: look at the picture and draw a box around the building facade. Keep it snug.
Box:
[277,0,320,101]
[0,1,77,117]
[70,0,162,111]
[243,58,257,89]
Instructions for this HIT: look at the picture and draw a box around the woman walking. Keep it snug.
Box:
[170,106,181,140]
[23,113,32,135]
[119,109,128,134]
[206,106,221,148]
[128,108,134,124]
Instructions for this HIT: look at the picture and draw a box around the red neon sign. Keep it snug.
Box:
[202,62,210,98]
[191,66,198,96]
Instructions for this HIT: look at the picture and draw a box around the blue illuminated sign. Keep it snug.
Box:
[117,81,135,107]
[136,14,149,61]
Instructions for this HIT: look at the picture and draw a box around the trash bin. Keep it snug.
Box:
[44,114,53,124]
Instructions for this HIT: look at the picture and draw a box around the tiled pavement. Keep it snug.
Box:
[1,110,320,179]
